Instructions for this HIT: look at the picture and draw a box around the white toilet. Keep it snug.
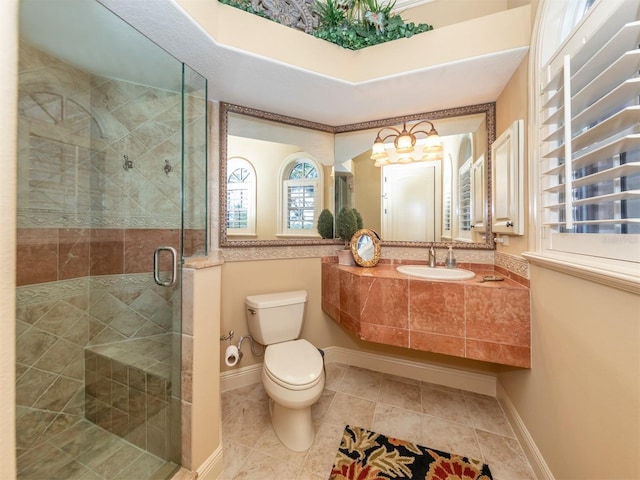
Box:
[245,290,325,451]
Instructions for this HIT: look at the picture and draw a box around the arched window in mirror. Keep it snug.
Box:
[227,157,256,236]
[279,154,323,236]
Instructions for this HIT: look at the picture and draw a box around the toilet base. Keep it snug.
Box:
[269,398,315,452]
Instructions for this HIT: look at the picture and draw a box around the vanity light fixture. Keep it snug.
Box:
[370,120,443,167]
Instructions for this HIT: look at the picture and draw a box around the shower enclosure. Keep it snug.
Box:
[15,1,207,478]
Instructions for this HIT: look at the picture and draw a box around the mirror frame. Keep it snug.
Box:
[350,228,381,267]
[220,102,496,249]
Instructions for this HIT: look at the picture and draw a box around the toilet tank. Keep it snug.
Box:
[245,290,307,345]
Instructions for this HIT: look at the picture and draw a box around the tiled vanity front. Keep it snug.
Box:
[322,259,531,368]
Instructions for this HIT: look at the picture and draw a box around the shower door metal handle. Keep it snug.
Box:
[154,246,178,287]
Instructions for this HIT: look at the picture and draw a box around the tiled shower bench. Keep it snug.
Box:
[84,334,179,461]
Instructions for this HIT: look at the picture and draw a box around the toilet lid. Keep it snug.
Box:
[264,339,323,387]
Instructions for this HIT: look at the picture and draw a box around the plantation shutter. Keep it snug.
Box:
[282,158,320,235]
[539,1,640,263]
[458,159,472,236]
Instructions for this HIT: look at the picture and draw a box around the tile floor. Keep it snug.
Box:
[16,419,179,480]
[221,363,536,480]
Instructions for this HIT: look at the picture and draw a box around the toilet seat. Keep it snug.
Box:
[264,339,323,391]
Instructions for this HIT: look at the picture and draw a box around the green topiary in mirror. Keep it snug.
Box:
[317,208,335,239]
[336,207,363,245]
[353,207,364,230]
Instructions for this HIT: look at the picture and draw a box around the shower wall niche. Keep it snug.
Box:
[15,22,206,477]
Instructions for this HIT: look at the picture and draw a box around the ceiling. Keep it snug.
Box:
[21,0,529,126]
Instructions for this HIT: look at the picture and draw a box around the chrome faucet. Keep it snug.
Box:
[428,245,436,268]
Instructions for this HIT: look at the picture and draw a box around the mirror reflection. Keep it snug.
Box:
[220,103,495,249]
[350,228,381,267]
[221,105,335,245]
[335,107,492,246]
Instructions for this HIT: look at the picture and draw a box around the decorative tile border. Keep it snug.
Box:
[16,277,90,305]
[88,272,156,291]
[381,246,495,264]
[220,245,340,261]
[16,273,152,306]
[495,251,530,280]
[17,211,200,229]
[219,244,496,264]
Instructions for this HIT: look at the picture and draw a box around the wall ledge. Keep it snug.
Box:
[523,252,640,295]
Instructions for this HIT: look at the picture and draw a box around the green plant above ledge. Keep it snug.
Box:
[315,0,433,50]
[218,0,434,50]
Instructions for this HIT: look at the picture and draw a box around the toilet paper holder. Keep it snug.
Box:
[220,330,264,367]
[220,330,234,342]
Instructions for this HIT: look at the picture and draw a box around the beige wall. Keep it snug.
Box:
[220,258,336,370]
[1,0,17,478]
[495,53,530,256]
[352,150,382,234]
[183,263,222,474]
[493,3,640,477]
[227,136,333,240]
[405,0,532,29]
[499,266,640,479]
[227,136,299,240]
[406,0,510,28]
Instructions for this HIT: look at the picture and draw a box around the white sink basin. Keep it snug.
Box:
[396,265,476,281]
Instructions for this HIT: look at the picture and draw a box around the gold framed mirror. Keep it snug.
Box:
[350,228,381,267]
[220,102,496,250]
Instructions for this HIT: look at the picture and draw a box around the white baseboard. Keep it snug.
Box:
[221,345,496,396]
[196,444,224,480]
[497,381,555,480]
[220,362,263,392]
[323,346,496,396]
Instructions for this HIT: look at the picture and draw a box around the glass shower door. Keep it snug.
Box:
[16,1,207,478]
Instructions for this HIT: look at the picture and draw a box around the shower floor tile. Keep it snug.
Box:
[221,363,537,480]
[17,419,178,480]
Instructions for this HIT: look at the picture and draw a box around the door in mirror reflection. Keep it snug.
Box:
[382,163,440,241]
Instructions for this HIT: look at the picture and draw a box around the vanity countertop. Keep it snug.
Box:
[329,262,527,289]
[322,259,531,368]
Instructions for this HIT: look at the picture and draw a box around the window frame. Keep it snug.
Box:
[226,156,257,236]
[456,156,473,242]
[526,0,640,293]
[441,152,454,241]
[277,153,324,237]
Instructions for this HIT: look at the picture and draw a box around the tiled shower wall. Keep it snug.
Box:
[17,42,207,234]
[15,227,208,287]
[15,41,205,459]
[15,275,179,456]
